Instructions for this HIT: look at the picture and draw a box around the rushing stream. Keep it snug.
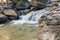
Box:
[12,8,50,24]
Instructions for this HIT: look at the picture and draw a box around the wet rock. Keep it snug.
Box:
[16,2,31,10]
[3,9,19,20]
[0,13,8,24]
[32,2,46,11]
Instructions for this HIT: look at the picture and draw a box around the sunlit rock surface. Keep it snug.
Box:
[3,9,19,20]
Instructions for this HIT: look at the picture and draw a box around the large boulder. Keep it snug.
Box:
[3,9,19,20]
[36,13,60,40]
[0,13,8,24]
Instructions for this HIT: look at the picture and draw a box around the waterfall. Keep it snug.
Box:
[12,8,50,24]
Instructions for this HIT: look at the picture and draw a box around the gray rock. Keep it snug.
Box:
[32,2,46,11]
[0,13,8,24]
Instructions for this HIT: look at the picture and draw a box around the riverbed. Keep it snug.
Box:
[0,23,39,40]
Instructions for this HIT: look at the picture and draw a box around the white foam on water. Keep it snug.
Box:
[12,20,38,24]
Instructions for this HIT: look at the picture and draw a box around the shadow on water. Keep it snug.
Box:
[0,20,11,27]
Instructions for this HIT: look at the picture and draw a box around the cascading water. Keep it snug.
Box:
[12,0,60,24]
[12,8,50,24]
[11,0,53,24]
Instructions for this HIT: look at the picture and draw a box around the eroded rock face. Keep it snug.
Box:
[36,13,60,40]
